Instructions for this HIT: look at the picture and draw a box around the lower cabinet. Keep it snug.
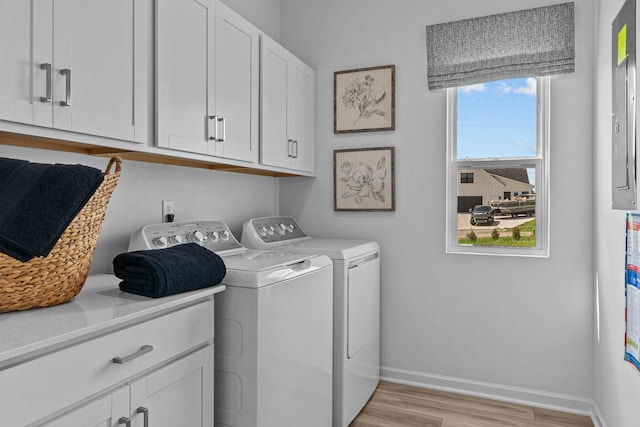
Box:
[45,347,213,427]
[0,297,216,427]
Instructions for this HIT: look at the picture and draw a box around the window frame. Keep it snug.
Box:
[445,76,550,257]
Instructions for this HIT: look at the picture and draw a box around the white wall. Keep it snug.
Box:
[0,145,279,273]
[594,0,640,426]
[280,0,596,411]
[0,0,283,275]
[222,0,280,40]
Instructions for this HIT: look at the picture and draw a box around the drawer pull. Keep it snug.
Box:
[112,345,154,364]
[118,416,131,426]
[137,407,149,427]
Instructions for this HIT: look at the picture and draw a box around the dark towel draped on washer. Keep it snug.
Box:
[113,243,226,298]
[0,157,104,262]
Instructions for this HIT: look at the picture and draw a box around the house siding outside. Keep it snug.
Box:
[457,169,534,212]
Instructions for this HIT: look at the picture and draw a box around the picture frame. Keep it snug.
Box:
[334,147,395,212]
[334,65,395,134]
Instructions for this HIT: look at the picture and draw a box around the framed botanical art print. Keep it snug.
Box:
[334,65,395,133]
[334,147,395,211]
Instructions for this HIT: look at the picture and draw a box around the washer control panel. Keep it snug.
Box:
[244,216,308,243]
[129,220,244,252]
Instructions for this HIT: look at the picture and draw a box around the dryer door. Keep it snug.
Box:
[347,253,380,358]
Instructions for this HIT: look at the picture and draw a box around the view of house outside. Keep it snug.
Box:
[456,78,537,247]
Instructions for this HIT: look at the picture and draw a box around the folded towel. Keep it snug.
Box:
[113,243,226,298]
[0,158,104,262]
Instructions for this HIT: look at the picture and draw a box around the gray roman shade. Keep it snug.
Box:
[425,2,575,90]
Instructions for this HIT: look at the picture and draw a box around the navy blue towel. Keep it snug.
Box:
[0,158,104,262]
[113,243,226,298]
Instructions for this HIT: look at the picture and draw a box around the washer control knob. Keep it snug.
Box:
[190,230,205,243]
[153,236,168,248]
[169,235,183,245]
[276,223,286,235]
[208,231,219,241]
[267,225,275,235]
[220,230,230,240]
[287,223,295,232]
[258,226,268,236]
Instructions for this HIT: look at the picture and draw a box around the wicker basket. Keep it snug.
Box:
[0,157,122,313]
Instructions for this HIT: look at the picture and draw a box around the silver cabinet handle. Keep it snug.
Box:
[293,140,299,159]
[137,407,149,427]
[208,115,218,141]
[287,139,294,158]
[112,345,153,364]
[40,63,52,103]
[118,417,131,427]
[217,117,226,142]
[60,68,71,106]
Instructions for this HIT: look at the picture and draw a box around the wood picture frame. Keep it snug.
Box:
[334,147,395,211]
[334,65,395,133]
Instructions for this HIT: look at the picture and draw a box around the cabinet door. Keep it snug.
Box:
[0,0,51,126]
[260,35,315,173]
[52,0,149,142]
[44,386,129,427]
[213,1,258,163]
[289,59,315,173]
[260,36,290,169]
[129,347,214,427]
[156,0,215,154]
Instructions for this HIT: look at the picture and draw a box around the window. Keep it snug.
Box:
[446,77,549,256]
[460,172,474,183]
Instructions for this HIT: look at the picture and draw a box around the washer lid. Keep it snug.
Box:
[220,249,331,288]
[280,238,379,260]
[220,248,313,271]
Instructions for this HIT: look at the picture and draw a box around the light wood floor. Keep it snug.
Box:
[350,381,594,427]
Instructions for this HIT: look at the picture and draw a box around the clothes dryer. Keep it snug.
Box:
[129,220,333,427]
[241,216,380,427]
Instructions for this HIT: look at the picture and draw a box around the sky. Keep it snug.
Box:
[457,77,537,160]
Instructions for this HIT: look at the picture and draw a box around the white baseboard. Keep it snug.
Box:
[381,365,602,425]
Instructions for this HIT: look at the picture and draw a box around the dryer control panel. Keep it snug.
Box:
[243,216,308,243]
[129,220,244,252]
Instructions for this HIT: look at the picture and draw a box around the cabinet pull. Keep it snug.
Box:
[112,345,154,364]
[40,63,52,103]
[208,115,218,141]
[137,407,149,427]
[60,68,71,107]
[293,140,299,159]
[118,417,131,427]
[217,117,226,142]
[287,139,294,158]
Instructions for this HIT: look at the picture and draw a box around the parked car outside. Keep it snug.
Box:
[469,205,495,225]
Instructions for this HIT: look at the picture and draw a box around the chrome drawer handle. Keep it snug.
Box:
[118,417,131,427]
[40,63,52,103]
[208,115,218,141]
[60,68,71,107]
[137,407,149,427]
[112,345,154,364]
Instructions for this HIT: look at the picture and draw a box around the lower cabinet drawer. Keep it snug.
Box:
[0,298,214,427]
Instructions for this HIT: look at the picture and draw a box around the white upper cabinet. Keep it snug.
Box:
[0,0,149,143]
[156,0,215,155]
[214,2,259,163]
[260,35,315,173]
[156,0,258,163]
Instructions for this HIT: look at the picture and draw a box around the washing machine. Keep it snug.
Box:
[128,220,333,427]
[241,216,380,427]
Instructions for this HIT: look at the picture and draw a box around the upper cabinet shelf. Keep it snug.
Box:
[0,0,315,177]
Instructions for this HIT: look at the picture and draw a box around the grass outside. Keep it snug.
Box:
[458,219,536,247]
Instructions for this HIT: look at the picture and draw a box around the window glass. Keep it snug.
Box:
[457,78,537,160]
[447,77,549,256]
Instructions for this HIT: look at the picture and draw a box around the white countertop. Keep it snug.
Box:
[0,274,225,368]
